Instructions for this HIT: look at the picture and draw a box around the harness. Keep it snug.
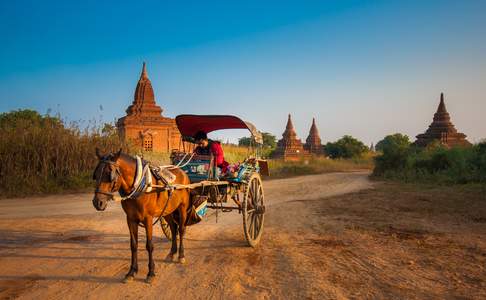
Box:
[94,156,176,222]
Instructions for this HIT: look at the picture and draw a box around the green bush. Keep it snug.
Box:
[373,133,486,185]
[373,134,412,175]
[324,135,368,159]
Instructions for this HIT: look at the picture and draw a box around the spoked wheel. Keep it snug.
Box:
[160,218,173,241]
[242,173,265,247]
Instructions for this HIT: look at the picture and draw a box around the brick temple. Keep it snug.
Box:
[273,114,306,161]
[273,114,324,160]
[117,63,187,152]
[415,93,471,148]
[304,118,323,155]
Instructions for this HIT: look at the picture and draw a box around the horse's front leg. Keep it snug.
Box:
[144,218,155,283]
[164,215,178,262]
[123,218,139,283]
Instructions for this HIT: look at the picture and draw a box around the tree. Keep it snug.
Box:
[262,132,276,149]
[238,137,252,147]
[375,133,411,153]
[0,109,62,129]
[238,132,276,149]
[324,135,368,159]
[373,133,412,175]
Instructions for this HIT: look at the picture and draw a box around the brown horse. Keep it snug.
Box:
[92,149,191,283]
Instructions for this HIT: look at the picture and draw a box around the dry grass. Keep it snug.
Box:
[267,154,374,179]
[0,111,126,198]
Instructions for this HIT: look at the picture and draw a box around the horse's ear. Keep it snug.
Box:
[95,148,102,159]
[113,148,122,160]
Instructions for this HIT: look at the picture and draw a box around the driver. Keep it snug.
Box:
[193,131,229,173]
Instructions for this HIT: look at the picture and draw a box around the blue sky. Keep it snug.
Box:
[1,0,485,144]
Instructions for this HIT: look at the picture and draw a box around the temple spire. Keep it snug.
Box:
[309,118,319,135]
[140,61,148,79]
[437,92,447,113]
[286,114,295,131]
[125,62,161,116]
[305,117,322,154]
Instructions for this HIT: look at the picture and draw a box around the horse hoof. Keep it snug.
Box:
[178,257,186,264]
[145,275,155,284]
[123,275,134,283]
[164,254,175,262]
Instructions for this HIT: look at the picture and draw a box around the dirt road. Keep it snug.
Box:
[0,172,485,299]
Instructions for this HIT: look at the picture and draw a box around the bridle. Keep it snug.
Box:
[94,159,122,200]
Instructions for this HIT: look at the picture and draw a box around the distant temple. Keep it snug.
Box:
[304,118,323,155]
[273,114,306,161]
[415,93,471,148]
[117,63,187,152]
[273,114,325,161]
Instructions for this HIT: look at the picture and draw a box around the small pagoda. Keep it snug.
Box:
[273,114,307,161]
[117,63,187,152]
[304,118,323,155]
[415,93,471,148]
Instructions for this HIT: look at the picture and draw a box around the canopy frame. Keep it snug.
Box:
[175,114,263,144]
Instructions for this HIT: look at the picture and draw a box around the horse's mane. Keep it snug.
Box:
[120,153,135,162]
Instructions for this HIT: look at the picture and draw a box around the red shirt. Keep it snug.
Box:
[194,140,229,172]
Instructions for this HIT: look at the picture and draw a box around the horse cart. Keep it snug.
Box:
[159,115,268,247]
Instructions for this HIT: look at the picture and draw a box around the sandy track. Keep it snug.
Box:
[0,172,372,299]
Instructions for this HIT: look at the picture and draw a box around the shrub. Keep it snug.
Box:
[324,135,368,159]
[373,133,486,185]
[373,134,411,175]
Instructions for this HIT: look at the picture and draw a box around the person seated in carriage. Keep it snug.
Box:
[193,131,230,174]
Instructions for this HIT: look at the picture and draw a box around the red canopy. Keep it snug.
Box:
[175,114,263,144]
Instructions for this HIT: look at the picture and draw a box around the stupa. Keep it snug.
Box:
[304,118,323,155]
[117,63,188,152]
[415,93,471,148]
[273,114,307,161]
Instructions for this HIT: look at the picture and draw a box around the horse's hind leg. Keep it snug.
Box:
[164,216,178,262]
[177,208,188,264]
[123,218,139,283]
[143,218,156,284]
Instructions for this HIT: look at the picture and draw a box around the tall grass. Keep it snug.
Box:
[0,110,126,198]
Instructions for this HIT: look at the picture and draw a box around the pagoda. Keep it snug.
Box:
[415,93,471,148]
[117,63,187,152]
[273,114,307,161]
[304,118,323,155]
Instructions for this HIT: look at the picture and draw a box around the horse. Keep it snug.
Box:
[92,148,192,283]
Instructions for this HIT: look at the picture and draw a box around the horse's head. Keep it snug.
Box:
[92,148,123,211]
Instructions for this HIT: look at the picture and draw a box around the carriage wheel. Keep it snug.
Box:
[160,218,173,241]
[242,173,265,247]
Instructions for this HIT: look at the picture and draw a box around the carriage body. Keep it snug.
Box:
[160,114,267,247]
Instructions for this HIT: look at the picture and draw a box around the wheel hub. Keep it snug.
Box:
[255,205,265,214]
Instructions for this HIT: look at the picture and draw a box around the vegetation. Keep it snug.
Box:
[0,109,126,198]
[324,135,369,159]
[373,133,486,185]
[268,154,374,179]
[0,109,374,197]
[238,132,277,149]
